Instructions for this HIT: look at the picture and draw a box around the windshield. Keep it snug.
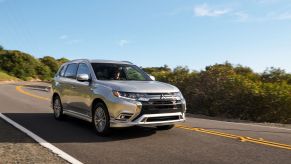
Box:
[91,63,151,81]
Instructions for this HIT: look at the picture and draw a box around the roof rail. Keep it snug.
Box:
[122,61,133,64]
[69,59,90,62]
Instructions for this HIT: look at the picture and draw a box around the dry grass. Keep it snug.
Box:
[0,71,20,81]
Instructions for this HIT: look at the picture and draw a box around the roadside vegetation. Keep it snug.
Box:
[0,71,20,81]
[0,46,68,81]
[0,45,290,123]
[144,64,291,124]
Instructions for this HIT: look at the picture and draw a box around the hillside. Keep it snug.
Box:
[0,50,68,81]
[0,71,20,81]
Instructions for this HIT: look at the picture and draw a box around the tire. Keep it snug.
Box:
[92,103,111,136]
[53,95,65,120]
[156,124,175,130]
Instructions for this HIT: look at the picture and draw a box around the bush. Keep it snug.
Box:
[0,50,39,79]
[40,56,60,77]
[35,63,52,81]
[144,62,291,123]
[0,50,69,80]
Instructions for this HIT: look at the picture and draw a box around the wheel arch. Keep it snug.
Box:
[91,98,107,115]
[52,92,60,100]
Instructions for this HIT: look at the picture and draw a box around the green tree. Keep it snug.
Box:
[0,45,3,50]
[39,56,60,77]
[57,57,69,65]
[261,67,288,83]
[143,65,172,82]
[35,63,52,81]
[0,50,39,80]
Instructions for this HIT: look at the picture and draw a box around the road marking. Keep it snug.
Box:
[0,113,83,164]
[176,125,291,151]
[220,121,291,131]
[16,86,50,101]
[15,85,291,151]
[188,116,291,131]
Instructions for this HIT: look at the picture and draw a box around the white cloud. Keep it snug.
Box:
[59,35,81,45]
[59,35,68,40]
[118,39,129,47]
[66,39,81,45]
[234,12,249,22]
[193,4,230,17]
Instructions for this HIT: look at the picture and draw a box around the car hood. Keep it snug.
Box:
[96,80,180,93]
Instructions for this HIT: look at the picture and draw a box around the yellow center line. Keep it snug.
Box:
[15,85,291,151]
[176,125,291,150]
[16,86,50,101]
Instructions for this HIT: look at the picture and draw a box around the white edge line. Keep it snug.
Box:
[0,113,83,164]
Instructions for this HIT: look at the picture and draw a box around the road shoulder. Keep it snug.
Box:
[0,115,67,163]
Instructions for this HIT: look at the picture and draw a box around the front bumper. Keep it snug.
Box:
[110,112,185,127]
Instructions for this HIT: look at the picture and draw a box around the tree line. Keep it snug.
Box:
[143,64,291,123]
[0,47,290,123]
[0,49,68,80]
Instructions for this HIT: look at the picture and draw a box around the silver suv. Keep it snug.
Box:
[51,59,186,135]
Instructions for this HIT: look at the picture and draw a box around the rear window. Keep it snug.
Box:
[64,63,78,79]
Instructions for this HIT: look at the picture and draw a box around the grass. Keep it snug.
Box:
[0,71,20,81]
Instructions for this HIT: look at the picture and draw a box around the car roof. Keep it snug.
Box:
[67,59,133,65]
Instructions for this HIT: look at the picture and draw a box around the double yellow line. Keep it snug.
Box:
[176,125,291,151]
[15,85,291,151]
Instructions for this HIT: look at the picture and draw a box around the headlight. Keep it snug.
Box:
[173,92,184,100]
[112,91,148,101]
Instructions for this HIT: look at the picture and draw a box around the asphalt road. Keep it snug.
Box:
[0,82,290,164]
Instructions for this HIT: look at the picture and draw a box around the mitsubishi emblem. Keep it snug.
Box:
[160,94,166,100]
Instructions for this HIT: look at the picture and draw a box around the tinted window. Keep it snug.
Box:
[58,65,66,77]
[64,63,78,79]
[77,63,90,75]
[91,63,150,81]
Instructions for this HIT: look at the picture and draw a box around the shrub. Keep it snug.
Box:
[144,63,291,123]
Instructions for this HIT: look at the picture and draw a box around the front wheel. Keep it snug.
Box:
[93,103,111,136]
[53,96,64,120]
[156,124,175,130]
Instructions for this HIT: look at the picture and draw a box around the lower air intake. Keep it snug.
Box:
[146,116,180,122]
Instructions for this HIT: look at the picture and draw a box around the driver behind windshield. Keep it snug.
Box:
[111,67,124,80]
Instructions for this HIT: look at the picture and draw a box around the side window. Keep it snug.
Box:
[64,63,78,79]
[77,63,90,75]
[58,65,66,77]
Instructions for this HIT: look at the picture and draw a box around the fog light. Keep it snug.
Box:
[116,113,133,121]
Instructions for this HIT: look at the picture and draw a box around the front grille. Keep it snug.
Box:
[142,100,182,111]
[133,94,183,121]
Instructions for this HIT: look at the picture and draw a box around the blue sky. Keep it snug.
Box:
[1,0,291,72]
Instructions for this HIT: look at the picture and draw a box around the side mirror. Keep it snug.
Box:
[149,75,155,81]
[77,74,90,82]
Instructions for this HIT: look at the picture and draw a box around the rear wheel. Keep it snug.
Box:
[93,103,111,136]
[53,95,64,120]
[156,124,175,130]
